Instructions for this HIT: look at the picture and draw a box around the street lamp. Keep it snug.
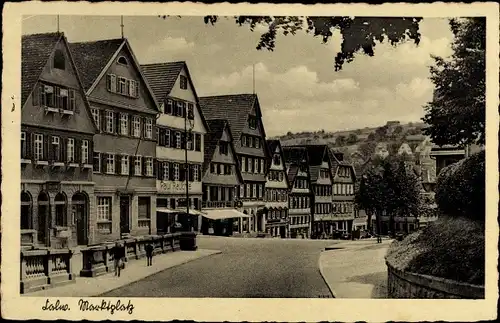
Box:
[185,104,195,231]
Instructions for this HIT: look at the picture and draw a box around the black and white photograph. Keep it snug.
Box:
[1,2,498,322]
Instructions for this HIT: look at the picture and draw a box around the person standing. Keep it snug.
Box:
[145,242,154,266]
[112,242,124,277]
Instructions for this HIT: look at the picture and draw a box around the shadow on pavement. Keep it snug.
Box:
[345,271,388,298]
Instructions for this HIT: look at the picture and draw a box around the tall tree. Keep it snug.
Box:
[347,133,359,144]
[160,16,422,71]
[422,18,485,146]
[335,135,347,147]
[355,155,421,239]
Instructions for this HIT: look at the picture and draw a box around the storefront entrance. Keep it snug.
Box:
[120,195,131,235]
[73,193,88,245]
[37,192,50,246]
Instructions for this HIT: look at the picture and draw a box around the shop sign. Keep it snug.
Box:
[159,181,192,194]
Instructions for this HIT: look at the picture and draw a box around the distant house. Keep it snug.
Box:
[430,145,466,176]
[397,142,413,156]
[141,61,209,233]
[264,140,290,238]
[199,119,245,236]
[200,94,270,234]
[283,146,313,238]
[374,142,389,159]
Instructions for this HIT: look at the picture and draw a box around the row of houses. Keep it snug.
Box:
[20,32,358,249]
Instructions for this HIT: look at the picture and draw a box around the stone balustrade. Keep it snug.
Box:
[20,248,74,294]
[79,232,182,277]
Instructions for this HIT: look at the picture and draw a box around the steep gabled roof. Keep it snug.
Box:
[283,146,309,187]
[21,32,98,133]
[199,94,266,150]
[141,61,209,131]
[202,118,243,183]
[21,32,63,106]
[140,61,185,102]
[266,139,291,189]
[69,38,160,112]
[69,38,124,92]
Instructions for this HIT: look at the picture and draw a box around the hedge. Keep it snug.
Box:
[434,150,485,221]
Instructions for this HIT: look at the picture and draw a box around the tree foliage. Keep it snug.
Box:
[434,150,485,221]
[355,155,421,235]
[422,18,485,146]
[160,16,422,71]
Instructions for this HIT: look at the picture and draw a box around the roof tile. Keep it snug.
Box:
[140,61,185,101]
[21,32,63,106]
[69,38,124,91]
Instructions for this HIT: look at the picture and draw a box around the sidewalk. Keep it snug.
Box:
[26,249,221,297]
[319,239,393,298]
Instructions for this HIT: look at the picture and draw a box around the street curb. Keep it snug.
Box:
[94,250,222,297]
[318,250,337,298]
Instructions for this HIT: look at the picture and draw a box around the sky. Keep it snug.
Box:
[22,15,454,137]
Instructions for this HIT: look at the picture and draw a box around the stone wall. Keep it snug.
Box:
[386,261,484,299]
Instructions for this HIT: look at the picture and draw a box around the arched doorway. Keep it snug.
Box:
[54,193,67,227]
[21,191,32,230]
[37,192,50,245]
[72,192,88,245]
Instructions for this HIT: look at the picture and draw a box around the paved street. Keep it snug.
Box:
[100,236,334,298]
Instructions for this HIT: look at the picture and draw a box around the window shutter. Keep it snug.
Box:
[74,139,81,163]
[26,132,33,159]
[43,135,49,161]
[106,74,111,91]
[153,158,157,178]
[93,152,100,172]
[170,131,175,147]
[135,81,139,98]
[157,161,163,180]
[115,75,119,93]
[47,136,54,162]
[142,156,146,176]
[189,164,194,182]
[179,163,185,182]
[114,113,119,134]
[140,117,145,138]
[126,79,131,96]
[169,163,174,181]
[100,153,105,173]
[116,155,121,175]
[130,157,134,176]
[89,141,94,164]
[181,132,186,150]
[159,128,165,146]
[100,111,106,133]
[32,83,40,106]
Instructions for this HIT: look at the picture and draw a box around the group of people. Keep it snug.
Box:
[110,241,155,277]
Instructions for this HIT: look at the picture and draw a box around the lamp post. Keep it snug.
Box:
[185,104,195,231]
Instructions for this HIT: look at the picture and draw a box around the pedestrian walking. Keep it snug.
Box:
[145,242,154,266]
[112,242,125,277]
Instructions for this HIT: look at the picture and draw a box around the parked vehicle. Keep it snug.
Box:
[340,232,351,240]
[360,231,372,239]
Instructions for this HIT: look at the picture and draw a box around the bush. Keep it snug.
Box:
[434,150,485,221]
[386,216,484,285]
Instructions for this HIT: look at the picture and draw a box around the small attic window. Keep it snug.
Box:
[53,49,65,70]
[117,56,128,65]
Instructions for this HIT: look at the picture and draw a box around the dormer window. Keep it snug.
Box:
[117,56,128,65]
[248,117,257,129]
[53,49,65,70]
[180,75,188,90]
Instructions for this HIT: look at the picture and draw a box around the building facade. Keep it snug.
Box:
[264,140,290,238]
[200,119,245,235]
[70,38,159,243]
[283,147,312,238]
[21,32,98,248]
[329,151,356,233]
[200,94,270,234]
[141,61,208,233]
